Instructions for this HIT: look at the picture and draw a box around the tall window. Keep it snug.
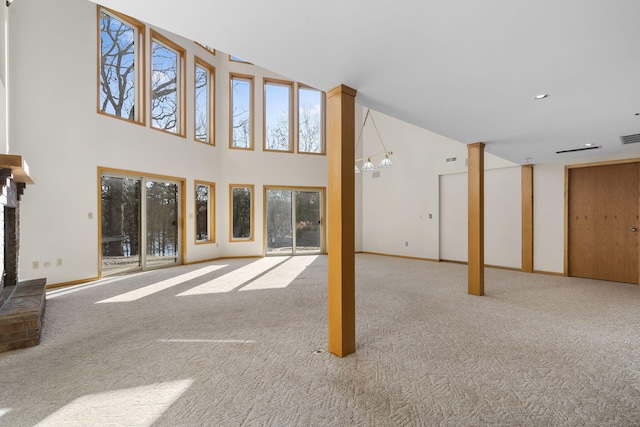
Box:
[98,8,144,123]
[264,79,293,152]
[298,85,324,154]
[230,74,253,149]
[151,31,185,135]
[195,58,215,144]
[195,181,215,243]
[230,185,254,241]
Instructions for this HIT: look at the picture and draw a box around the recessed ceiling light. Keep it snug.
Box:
[533,94,549,100]
[585,143,593,147]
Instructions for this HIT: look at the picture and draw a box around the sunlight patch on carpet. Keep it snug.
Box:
[239,255,318,291]
[96,265,227,303]
[48,272,147,299]
[34,379,193,427]
[177,257,289,296]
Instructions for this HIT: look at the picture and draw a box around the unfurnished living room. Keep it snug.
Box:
[0,0,640,426]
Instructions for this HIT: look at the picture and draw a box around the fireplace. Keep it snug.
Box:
[0,154,45,353]
[0,171,22,306]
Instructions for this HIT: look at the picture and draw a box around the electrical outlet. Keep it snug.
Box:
[32,261,39,269]
[57,258,63,266]
[88,212,94,219]
[44,262,51,268]
[405,241,409,247]
[429,213,432,219]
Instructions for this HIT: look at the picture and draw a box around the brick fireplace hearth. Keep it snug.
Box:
[0,154,45,352]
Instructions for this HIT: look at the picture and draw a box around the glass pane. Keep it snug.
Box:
[195,184,209,241]
[266,190,293,254]
[151,40,178,132]
[231,77,252,148]
[195,65,209,142]
[146,181,179,268]
[265,82,291,151]
[295,191,321,253]
[99,11,137,121]
[298,88,323,153]
[232,187,252,239]
[101,176,141,275]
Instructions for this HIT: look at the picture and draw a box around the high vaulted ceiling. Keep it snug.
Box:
[90,0,640,164]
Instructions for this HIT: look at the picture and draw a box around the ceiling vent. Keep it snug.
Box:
[556,146,601,154]
[620,133,640,145]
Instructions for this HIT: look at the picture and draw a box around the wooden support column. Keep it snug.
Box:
[521,165,534,273]
[327,84,357,357]
[468,143,485,296]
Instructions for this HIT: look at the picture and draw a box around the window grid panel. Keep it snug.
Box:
[151,39,179,132]
[298,86,325,154]
[99,8,144,123]
[195,66,208,142]
[195,181,215,243]
[230,74,254,149]
[264,80,293,152]
[230,185,254,241]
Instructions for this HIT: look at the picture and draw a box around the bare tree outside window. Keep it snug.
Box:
[99,10,138,121]
[145,181,179,259]
[151,39,179,132]
[231,186,253,240]
[231,76,252,148]
[265,81,292,151]
[195,65,209,142]
[195,183,211,241]
[298,87,323,153]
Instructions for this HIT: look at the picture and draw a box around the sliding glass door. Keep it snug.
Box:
[294,191,321,254]
[101,173,181,276]
[265,188,323,255]
[145,180,179,268]
[101,176,142,275]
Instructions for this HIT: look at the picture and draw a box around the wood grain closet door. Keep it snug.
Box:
[568,163,639,284]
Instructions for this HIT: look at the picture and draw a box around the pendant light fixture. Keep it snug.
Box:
[354,109,394,173]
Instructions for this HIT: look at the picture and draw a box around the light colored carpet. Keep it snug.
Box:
[1,254,639,426]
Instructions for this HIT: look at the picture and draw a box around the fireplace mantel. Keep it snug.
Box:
[0,154,34,185]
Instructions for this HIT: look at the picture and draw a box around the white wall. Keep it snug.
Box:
[439,172,467,262]
[485,167,522,268]
[359,107,640,274]
[439,167,522,268]
[10,0,327,285]
[360,108,519,265]
[354,106,363,252]
[532,162,565,273]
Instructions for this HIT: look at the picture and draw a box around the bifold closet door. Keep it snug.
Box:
[568,163,639,284]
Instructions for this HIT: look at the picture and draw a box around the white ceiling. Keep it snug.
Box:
[90,0,640,164]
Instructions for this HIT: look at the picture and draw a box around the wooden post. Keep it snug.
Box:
[521,165,534,273]
[327,84,357,357]
[468,143,485,296]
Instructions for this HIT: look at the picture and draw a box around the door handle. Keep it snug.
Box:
[631,227,637,232]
